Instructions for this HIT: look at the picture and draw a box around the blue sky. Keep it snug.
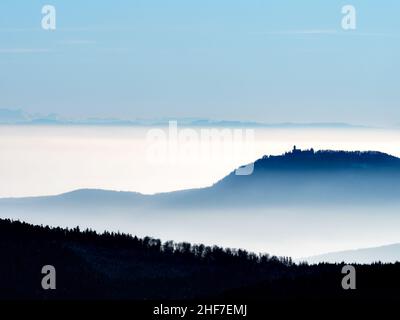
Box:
[0,0,399,125]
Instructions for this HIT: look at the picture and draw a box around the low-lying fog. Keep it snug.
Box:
[1,125,400,197]
[2,204,400,259]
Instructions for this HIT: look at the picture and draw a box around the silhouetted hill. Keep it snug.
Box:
[209,147,400,206]
[2,148,400,208]
[2,218,400,300]
[0,218,291,299]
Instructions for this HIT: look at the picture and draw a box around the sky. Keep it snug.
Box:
[0,0,399,126]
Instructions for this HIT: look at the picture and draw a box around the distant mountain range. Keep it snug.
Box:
[302,243,400,264]
[0,108,368,128]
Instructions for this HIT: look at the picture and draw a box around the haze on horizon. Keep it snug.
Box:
[0,0,399,127]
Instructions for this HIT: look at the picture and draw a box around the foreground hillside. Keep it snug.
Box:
[1,218,400,300]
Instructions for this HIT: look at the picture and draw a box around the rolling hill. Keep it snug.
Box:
[2,147,400,208]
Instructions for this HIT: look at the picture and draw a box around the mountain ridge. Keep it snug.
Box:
[2,147,400,206]
[0,108,371,128]
[302,242,400,264]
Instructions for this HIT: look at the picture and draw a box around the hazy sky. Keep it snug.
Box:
[0,0,399,125]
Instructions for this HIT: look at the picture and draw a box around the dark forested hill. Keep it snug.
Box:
[1,218,400,301]
[210,147,400,206]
